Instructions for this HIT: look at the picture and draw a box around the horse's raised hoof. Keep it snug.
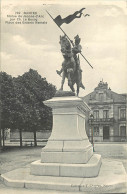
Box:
[80,83,85,90]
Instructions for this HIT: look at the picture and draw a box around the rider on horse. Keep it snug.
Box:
[56,35,85,90]
[57,34,82,76]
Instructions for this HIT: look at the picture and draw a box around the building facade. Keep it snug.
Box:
[83,81,127,142]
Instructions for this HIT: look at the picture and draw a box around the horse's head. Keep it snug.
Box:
[59,35,72,58]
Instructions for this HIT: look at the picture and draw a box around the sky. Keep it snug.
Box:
[1,0,127,97]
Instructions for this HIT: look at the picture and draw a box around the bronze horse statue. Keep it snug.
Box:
[57,35,85,96]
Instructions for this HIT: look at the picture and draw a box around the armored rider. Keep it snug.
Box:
[72,35,82,72]
[56,34,82,76]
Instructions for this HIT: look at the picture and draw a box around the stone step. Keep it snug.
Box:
[30,154,101,177]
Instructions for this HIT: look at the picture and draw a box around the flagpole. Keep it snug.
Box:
[46,10,93,69]
[46,10,72,42]
[80,53,93,69]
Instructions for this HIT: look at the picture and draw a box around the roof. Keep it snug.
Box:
[82,82,126,104]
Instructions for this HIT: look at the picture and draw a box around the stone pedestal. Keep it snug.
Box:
[31,95,101,178]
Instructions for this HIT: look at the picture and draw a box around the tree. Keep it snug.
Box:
[13,69,56,146]
[0,78,1,150]
[0,69,56,147]
[0,72,15,147]
[11,77,29,147]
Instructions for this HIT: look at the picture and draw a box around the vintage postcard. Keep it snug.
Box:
[0,0,127,193]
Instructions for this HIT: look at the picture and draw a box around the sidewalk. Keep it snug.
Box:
[0,145,127,193]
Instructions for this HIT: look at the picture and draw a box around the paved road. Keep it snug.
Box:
[0,144,127,193]
[0,187,89,194]
[94,143,127,158]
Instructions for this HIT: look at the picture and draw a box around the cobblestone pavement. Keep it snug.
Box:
[0,144,127,193]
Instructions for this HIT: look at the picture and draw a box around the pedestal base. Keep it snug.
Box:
[31,154,101,178]
[41,140,93,164]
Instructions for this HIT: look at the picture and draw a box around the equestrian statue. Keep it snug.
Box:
[56,35,85,96]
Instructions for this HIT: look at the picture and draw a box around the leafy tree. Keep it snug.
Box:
[0,98,2,150]
[11,77,30,146]
[0,69,56,147]
[13,69,56,146]
[0,72,15,147]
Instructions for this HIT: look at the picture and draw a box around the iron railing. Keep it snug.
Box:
[88,135,127,142]
[88,118,114,124]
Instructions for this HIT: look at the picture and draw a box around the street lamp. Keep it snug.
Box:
[90,113,94,152]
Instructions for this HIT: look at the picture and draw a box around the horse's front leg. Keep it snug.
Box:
[78,70,85,90]
[77,83,79,96]
[60,72,65,90]
[76,70,80,96]
[68,72,75,93]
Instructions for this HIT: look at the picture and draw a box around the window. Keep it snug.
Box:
[99,93,103,101]
[120,109,126,119]
[94,126,99,136]
[103,110,109,119]
[120,126,126,137]
[93,110,99,120]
